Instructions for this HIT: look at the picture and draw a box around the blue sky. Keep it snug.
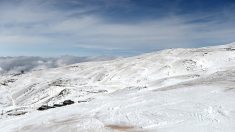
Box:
[0,0,235,56]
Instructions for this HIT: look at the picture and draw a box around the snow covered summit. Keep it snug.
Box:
[0,42,235,132]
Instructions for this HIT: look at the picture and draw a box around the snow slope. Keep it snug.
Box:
[0,42,235,132]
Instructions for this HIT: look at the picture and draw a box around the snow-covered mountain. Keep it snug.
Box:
[0,42,235,132]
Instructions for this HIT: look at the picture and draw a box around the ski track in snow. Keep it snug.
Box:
[0,42,235,132]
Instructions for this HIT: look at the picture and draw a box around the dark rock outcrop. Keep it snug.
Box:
[37,105,55,111]
[53,104,64,107]
[63,100,74,105]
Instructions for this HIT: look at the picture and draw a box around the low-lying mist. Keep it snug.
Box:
[0,56,115,74]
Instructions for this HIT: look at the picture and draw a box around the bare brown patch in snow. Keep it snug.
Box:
[105,124,134,131]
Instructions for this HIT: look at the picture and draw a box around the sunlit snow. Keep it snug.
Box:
[0,42,235,132]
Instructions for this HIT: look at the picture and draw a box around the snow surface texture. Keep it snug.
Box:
[0,42,235,132]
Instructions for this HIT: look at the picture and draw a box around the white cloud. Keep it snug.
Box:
[0,0,235,55]
[0,35,50,45]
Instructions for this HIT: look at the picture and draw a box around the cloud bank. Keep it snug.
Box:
[0,56,114,74]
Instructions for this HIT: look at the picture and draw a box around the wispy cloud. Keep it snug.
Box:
[0,0,235,56]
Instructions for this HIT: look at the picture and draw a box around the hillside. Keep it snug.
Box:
[0,42,235,132]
